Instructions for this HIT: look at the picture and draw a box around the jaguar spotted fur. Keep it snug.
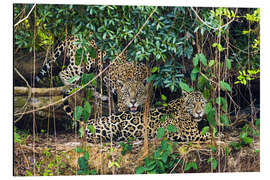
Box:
[85,91,213,143]
[35,35,149,117]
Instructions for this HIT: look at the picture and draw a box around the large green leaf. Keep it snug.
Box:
[135,166,145,174]
[166,125,177,133]
[84,152,90,160]
[78,157,88,170]
[208,158,218,170]
[81,73,95,85]
[87,125,96,135]
[226,59,231,70]
[220,114,230,125]
[192,54,199,66]
[179,81,193,92]
[67,75,81,84]
[157,128,165,140]
[205,102,213,115]
[207,107,216,127]
[216,97,228,112]
[208,60,215,67]
[82,102,91,122]
[73,106,83,121]
[220,81,232,92]
[199,53,207,66]
[201,126,209,135]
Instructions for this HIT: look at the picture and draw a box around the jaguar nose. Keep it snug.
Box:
[130,99,136,105]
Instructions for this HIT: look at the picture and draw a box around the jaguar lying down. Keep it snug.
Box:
[85,91,216,143]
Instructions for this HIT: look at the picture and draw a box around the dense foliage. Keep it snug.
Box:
[14,4,260,175]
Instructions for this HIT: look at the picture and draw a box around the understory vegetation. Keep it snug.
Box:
[13,4,260,175]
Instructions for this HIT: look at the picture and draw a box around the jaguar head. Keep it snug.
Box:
[117,79,148,112]
[182,91,207,121]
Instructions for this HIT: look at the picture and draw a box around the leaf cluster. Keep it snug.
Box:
[135,125,180,174]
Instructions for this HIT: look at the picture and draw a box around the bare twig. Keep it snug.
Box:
[199,72,218,85]
[14,4,36,27]
[191,7,238,31]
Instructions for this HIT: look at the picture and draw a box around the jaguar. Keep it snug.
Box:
[85,91,213,143]
[166,91,207,122]
[35,35,149,116]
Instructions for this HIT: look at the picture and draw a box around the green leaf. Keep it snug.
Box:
[14,132,21,143]
[212,43,218,48]
[75,147,84,153]
[191,162,198,170]
[67,75,81,84]
[146,74,157,83]
[185,162,197,171]
[161,140,168,151]
[199,53,207,66]
[208,158,218,170]
[73,106,83,121]
[135,166,145,174]
[212,43,224,52]
[209,60,215,67]
[220,114,230,125]
[201,126,209,135]
[184,162,192,171]
[90,169,97,175]
[211,145,216,153]
[207,108,216,127]
[191,67,200,81]
[157,160,165,172]
[145,160,156,171]
[84,152,89,160]
[243,137,253,144]
[240,131,248,139]
[75,48,85,65]
[192,54,199,66]
[161,94,167,101]
[198,75,209,90]
[81,73,95,85]
[205,103,212,115]
[190,72,197,81]
[191,67,200,74]
[166,125,177,133]
[226,59,231,70]
[157,128,165,140]
[160,114,167,123]
[82,102,91,122]
[203,89,210,100]
[220,81,232,92]
[225,147,230,156]
[161,151,170,163]
[179,82,194,92]
[216,97,227,112]
[78,157,88,170]
[255,118,260,127]
[87,125,96,135]
[151,66,159,73]
[79,126,84,137]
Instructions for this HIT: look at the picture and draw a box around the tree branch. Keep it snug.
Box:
[14,4,36,27]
